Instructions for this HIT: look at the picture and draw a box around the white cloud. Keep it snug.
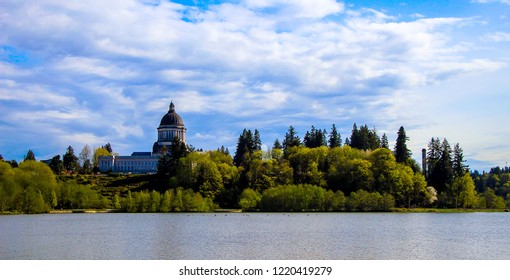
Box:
[0,0,508,169]
[472,0,510,5]
[483,31,510,42]
[242,0,344,18]
[56,57,139,80]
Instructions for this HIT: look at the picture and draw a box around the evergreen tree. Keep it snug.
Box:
[358,125,370,150]
[159,137,189,177]
[428,138,454,193]
[328,124,341,148]
[103,143,113,154]
[439,138,454,188]
[381,133,389,149]
[233,129,260,166]
[273,139,282,150]
[49,155,64,174]
[234,129,250,167]
[303,126,327,148]
[282,126,301,150]
[453,143,468,178]
[367,127,380,150]
[344,137,351,146]
[63,146,79,172]
[24,149,36,161]
[394,126,411,163]
[254,129,262,151]
[349,123,360,149]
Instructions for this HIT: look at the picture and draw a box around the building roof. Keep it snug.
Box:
[131,152,152,156]
[160,101,184,126]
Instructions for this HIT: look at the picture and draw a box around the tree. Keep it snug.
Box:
[92,147,111,170]
[48,155,64,174]
[453,143,468,178]
[103,143,113,154]
[233,129,262,167]
[427,138,453,193]
[238,188,261,210]
[79,145,92,173]
[394,126,411,164]
[253,129,262,151]
[63,146,79,173]
[282,126,301,151]
[454,173,478,208]
[273,139,282,150]
[304,126,327,148]
[328,124,341,148]
[159,136,188,177]
[381,133,389,149]
[349,123,361,149]
[24,149,36,161]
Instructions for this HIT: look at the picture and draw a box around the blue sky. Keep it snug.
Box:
[1,0,509,171]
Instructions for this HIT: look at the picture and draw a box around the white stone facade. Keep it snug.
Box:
[98,154,158,174]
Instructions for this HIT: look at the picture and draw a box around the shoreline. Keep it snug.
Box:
[2,208,508,215]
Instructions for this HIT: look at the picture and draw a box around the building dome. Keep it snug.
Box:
[153,101,187,154]
[160,102,184,126]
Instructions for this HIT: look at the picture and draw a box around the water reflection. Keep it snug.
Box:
[0,212,509,259]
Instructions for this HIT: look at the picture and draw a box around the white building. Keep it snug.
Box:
[98,101,186,173]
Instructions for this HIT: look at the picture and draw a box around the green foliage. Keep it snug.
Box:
[328,124,341,148]
[394,126,411,164]
[0,160,113,213]
[234,129,261,167]
[239,188,261,210]
[63,146,79,173]
[158,136,189,177]
[49,155,64,174]
[92,147,111,168]
[24,149,36,161]
[478,188,506,209]
[117,188,214,212]
[346,190,395,211]
[282,126,301,151]
[304,126,327,148]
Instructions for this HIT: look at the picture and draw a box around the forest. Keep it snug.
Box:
[1,124,508,213]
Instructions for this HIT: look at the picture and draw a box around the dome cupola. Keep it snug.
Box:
[160,101,184,126]
[153,101,187,154]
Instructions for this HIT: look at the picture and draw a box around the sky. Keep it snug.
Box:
[1,0,509,171]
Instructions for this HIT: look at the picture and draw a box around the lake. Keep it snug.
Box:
[0,212,509,259]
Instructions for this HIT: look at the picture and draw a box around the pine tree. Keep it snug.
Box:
[304,126,326,148]
[63,146,79,172]
[328,124,341,148]
[273,139,282,150]
[428,138,454,193]
[381,133,389,149]
[103,143,113,154]
[368,127,380,150]
[233,129,260,166]
[394,126,411,163]
[254,129,262,151]
[453,143,468,178]
[24,149,36,161]
[282,126,301,150]
[349,123,360,149]
[49,155,64,174]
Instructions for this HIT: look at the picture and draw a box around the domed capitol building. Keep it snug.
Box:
[98,101,186,173]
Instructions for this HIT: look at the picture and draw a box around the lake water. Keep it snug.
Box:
[0,212,509,260]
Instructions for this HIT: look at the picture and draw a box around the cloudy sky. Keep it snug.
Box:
[1,0,509,171]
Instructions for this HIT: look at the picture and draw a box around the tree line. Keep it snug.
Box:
[1,123,508,213]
